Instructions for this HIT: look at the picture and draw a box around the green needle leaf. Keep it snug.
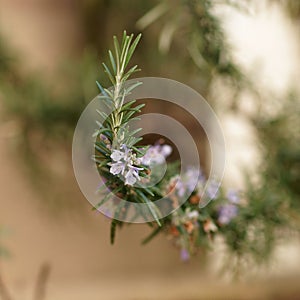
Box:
[142,226,162,245]
[108,50,116,74]
[136,189,162,226]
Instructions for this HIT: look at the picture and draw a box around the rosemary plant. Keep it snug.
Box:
[92,32,294,266]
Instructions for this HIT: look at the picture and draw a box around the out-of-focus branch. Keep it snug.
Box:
[0,271,13,300]
[33,263,51,300]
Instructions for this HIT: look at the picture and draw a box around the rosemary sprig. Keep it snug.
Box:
[94,32,163,241]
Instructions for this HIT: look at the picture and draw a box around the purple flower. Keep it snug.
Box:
[169,167,203,198]
[180,248,190,262]
[206,179,220,200]
[227,189,240,204]
[100,134,109,142]
[176,179,186,197]
[218,204,238,225]
[100,134,111,149]
[160,145,172,157]
[185,167,203,193]
[125,165,143,185]
[141,144,172,166]
[110,161,126,175]
[109,144,143,186]
[110,149,125,162]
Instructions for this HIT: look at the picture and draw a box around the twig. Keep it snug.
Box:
[0,271,13,300]
[33,263,51,300]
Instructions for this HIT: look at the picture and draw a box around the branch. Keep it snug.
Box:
[33,263,51,300]
[0,271,13,300]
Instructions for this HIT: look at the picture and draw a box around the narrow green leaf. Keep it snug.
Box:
[136,190,162,226]
[132,103,145,111]
[96,159,110,168]
[128,127,142,137]
[127,136,143,147]
[95,140,110,153]
[93,192,112,210]
[121,30,127,49]
[127,117,141,122]
[95,143,110,156]
[124,80,142,94]
[97,127,112,135]
[96,81,108,96]
[103,88,114,99]
[120,34,132,64]
[108,50,116,74]
[122,110,138,123]
[110,219,118,244]
[111,200,126,244]
[113,35,121,70]
[132,145,147,156]
[125,33,142,69]
[142,187,155,197]
[96,109,108,121]
[94,145,107,156]
[102,63,115,84]
[122,68,141,82]
[120,99,136,111]
[92,155,106,164]
[142,226,162,245]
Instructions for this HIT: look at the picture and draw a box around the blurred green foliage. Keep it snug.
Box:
[137,0,245,86]
[254,93,300,212]
[221,93,300,271]
[0,49,98,139]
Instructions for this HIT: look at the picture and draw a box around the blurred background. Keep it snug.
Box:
[0,0,299,299]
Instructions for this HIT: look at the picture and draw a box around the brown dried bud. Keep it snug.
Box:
[184,221,194,234]
[203,219,218,233]
[189,195,201,205]
[170,226,180,237]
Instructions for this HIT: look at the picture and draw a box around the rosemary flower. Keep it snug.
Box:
[109,144,144,186]
[141,144,172,165]
[180,248,190,262]
[218,204,238,225]
[226,189,240,204]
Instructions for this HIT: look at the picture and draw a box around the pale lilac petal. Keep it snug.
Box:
[110,162,125,175]
[111,150,124,162]
[152,154,165,165]
[180,248,190,262]
[141,144,172,165]
[161,145,172,157]
[125,170,137,185]
[206,179,220,199]
[218,204,238,225]
[227,189,240,204]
